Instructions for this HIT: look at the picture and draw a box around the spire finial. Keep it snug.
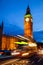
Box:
[25,5,31,15]
[2,20,3,31]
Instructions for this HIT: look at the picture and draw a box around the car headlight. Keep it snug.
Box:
[22,52,29,56]
[11,52,20,55]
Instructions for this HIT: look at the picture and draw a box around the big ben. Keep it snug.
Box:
[24,6,33,38]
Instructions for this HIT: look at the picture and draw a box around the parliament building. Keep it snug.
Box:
[0,6,36,50]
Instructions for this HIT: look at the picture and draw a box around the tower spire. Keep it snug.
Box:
[25,5,31,15]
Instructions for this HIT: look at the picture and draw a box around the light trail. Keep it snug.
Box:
[1,59,20,65]
[17,35,29,41]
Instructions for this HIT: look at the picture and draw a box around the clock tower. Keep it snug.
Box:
[24,6,33,38]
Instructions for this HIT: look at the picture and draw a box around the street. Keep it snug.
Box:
[0,53,43,65]
[0,58,30,65]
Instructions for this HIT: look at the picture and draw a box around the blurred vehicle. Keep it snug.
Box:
[21,51,29,58]
[0,50,11,56]
[11,49,21,57]
[11,49,32,58]
[0,50,5,56]
[4,50,11,55]
[0,52,4,56]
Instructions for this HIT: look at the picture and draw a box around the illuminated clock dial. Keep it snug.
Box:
[25,18,29,22]
[31,19,32,22]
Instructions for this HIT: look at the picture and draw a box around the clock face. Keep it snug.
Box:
[25,18,29,22]
[31,19,32,22]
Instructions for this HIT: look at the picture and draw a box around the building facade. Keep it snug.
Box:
[0,22,3,50]
[2,35,18,50]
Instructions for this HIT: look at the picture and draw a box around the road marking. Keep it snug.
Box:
[1,59,19,65]
[38,58,42,62]
[31,61,34,64]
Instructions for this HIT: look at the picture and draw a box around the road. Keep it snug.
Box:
[0,54,43,65]
[29,53,43,65]
[0,58,31,65]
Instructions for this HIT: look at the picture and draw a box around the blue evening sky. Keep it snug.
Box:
[0,0,43,35]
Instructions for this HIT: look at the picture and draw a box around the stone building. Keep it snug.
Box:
[0,6,37,50]
[2,35,18,50]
